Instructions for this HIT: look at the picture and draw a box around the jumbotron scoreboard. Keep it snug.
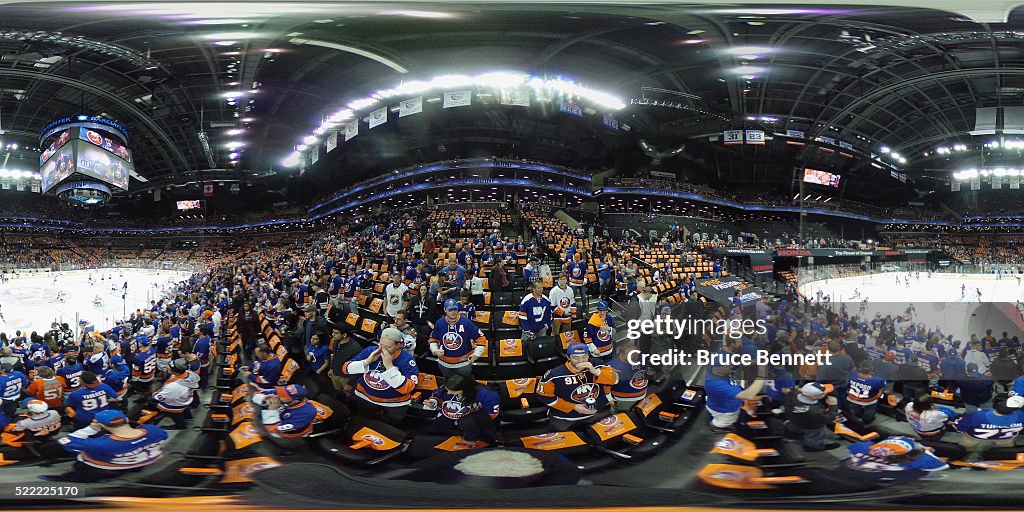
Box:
[39,115,133,206]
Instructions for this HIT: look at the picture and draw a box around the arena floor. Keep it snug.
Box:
[798,271,1024,341]
[0,268,192,336]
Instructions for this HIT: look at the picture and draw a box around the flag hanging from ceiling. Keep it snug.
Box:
[970,177,981,190]
[558,98,582,117]
[154,188,161,202]
[992,176,1002,189]
[399,97,423,117]
[326,131,338,153]
[500,87,530,107]
[1010,174,1020,189]
[204,181,214,197]
[368,107,388,129]
[30,182,40,193]
[311,143,319,164]
[443,90,471,108]
[603,113,619,130]
[723,130,743,144]
[344,121,358,141]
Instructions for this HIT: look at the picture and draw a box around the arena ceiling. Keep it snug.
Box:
[0,1,1023,197]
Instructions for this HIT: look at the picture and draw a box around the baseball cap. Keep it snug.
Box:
[444,298,459,311]
[172,358,189,372]
[25,399,48,414]
[566,343,588,356]
[136,335,152,346]
[1008,395,1024,409]
[110,355,126,366]
[276,384,307,401]
[800,383,834,398]
[303,303,317,313]
[94,410,128,426]
[0,363,12,373]
[596,301,609,310]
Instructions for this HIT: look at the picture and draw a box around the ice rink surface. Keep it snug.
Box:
[0,268,192,336]
[799,272,1024,341]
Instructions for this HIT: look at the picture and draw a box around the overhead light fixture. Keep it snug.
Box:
[225,141,244,150]
[730,66,766,74]
[213,41,237,46]
[226,129,244,136]
[378,10,452,18]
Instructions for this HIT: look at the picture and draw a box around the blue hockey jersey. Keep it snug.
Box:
[342,346,419,406]
[955,410,1024,441]
[58,424,168,469]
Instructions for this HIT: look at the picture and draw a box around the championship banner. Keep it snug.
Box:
[31,182,40,193]
[368,107,388,129]
[815,136,836,146]
[951,180,961,192]
[311,143,319,164]
[785,129,805,139]
[2,180,9,190]
[971,177,981,190]
[993,176,1002,189]
[500,87,531,107]
[723,130,743,144]
[839,140,854,151]
[325,131,338,153]
[154,188,161,202]
[603,112,619,130]
[399,96,423,117]
[559,98,583,116]
[1010,174,1020,189]
[344,121,358,141]
[443,90,472,108]
[744,130,765,144]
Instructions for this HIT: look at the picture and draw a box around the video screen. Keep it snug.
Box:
[40,129,72,166]
[79,126,132,162]
[177,200,202,211]
[39,143,76,193]
[76,142,131,190]
[803,167,841,187]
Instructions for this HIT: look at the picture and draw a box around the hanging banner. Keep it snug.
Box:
[30,182,40,193]
[951,180,960,192]
[1,180,9,190]
[970,177,981,190]
[325,131,338,153]
[368,107,388,129]
[992,176,1002,189]
[723,130,743,144]
[154,188,161,202]
[443,90,472,108]
[500,87,531,107]
[344,121,358,141]
[311,144,320,164]
[1010,174,1020,189]
[559,98,583,116]
[603,113,619,130]
[399,97,423,117]
[815,136,836,146]
[839,141,854,151]
[785,129,805,139]
[230,183,240,195]
[204,181,214,197]
[745,130,765,144]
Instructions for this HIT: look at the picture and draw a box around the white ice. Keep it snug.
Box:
[798,272,1024,341]
[0,268,193,338]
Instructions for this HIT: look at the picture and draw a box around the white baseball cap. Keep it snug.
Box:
[1008,395,1024,409]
